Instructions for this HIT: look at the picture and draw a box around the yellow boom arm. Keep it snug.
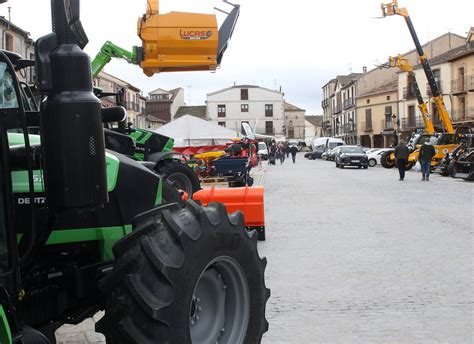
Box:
[388,55,435,134]
[381,1,455,134]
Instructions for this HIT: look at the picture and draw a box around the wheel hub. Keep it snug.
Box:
[189,257,249,344]
[168,172,193,195]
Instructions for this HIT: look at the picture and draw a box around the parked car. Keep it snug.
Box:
[257,141,269,160]
[305,149,325,160]
[365,148,381,155]
[325,147,338,161]
[334,145,369,169]
[367,148,393,167]
[288,139,302,151]
[305,145,326,160]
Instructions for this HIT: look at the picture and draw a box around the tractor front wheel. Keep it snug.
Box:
[155,160,201,198]
[96,200,269,344]
[380,151,395,169]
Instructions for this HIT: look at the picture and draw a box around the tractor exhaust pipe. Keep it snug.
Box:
[36,0,108,210]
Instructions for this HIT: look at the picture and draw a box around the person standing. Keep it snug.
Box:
[394,140,409,181]
[277,144,284,164]
[419,141,436,181]
[290,145,298,163]
[285,143,290,158]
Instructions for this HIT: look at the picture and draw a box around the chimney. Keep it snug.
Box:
[363,66,367,74]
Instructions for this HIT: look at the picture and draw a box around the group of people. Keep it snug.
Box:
[394,139,436,181]
[269,141,298,165]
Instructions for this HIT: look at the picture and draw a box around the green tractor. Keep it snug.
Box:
[0,1,269,343]
[99,89,202,198]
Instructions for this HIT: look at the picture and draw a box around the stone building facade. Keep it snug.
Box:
[283,102,306,140]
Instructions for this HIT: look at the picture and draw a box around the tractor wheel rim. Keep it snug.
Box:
[167,172,193,195]
[190,256,249,344]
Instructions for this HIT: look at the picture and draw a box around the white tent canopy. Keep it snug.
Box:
[154,115,239,147]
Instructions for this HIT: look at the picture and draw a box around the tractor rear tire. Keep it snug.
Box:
[447,161,456,177]
[439,161,450,176]
[155,160,201,198]
[96,200,269,344]
[380,151,395,169]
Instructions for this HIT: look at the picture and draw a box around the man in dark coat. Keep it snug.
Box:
[419,141,436,181]
[290,145,298,163]
[394,140,409,181]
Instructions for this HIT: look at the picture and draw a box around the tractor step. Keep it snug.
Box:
[201,177,228,184]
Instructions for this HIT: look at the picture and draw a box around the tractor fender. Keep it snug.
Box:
[148,151,187,165]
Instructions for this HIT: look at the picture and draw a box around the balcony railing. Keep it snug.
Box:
[401,117,425,130]
[126,102,140,112]
[332,104,342,115]
[451,79,466,94]
[361,121,372,131]
[381,120,394,130]
[466,75,474,91]
[451,107,474,122]
[402,87,417,100]
[426,81,442,97]
[342,122,355,133]
[343,98,355,110]
[321,99,329,108]
[265,128,275,135]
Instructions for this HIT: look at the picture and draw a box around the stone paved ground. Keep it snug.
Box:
[259,153,473,343]
[57,154,473,343]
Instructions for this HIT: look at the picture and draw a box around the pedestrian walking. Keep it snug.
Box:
[290,145,298,163]
[269,142,276,165]
[394,139,409,181]
[277,145,285,164]
[285,143,290,158]
[419,141,436,181]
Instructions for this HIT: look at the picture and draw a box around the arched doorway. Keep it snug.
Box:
[373,134,384,148]
[360,135,371,147]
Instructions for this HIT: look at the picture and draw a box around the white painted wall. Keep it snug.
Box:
[171,89,185,119]
[207,86,284,136]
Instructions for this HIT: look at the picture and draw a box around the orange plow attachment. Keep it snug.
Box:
[192,186,266,240]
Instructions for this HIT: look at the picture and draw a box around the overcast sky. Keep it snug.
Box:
[2,0,473,115]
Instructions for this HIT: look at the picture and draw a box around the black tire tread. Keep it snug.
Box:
[96,200,268,343]
[380,151,395,169]
[155,160,201,196]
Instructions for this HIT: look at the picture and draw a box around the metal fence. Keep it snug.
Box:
[381,120,394,130]
[401,117,424,130]
[343,98,355,110]
[361,121,372,131]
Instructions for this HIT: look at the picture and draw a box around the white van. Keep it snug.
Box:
[257,141,269,160]
[312,137,345,151]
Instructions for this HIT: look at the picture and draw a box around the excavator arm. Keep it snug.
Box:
[91,41,143,78]
[388,55,435,135]
[381,0,454,134]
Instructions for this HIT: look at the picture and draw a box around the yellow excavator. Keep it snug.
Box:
[380,1,461,168]
[380,55,439,169]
